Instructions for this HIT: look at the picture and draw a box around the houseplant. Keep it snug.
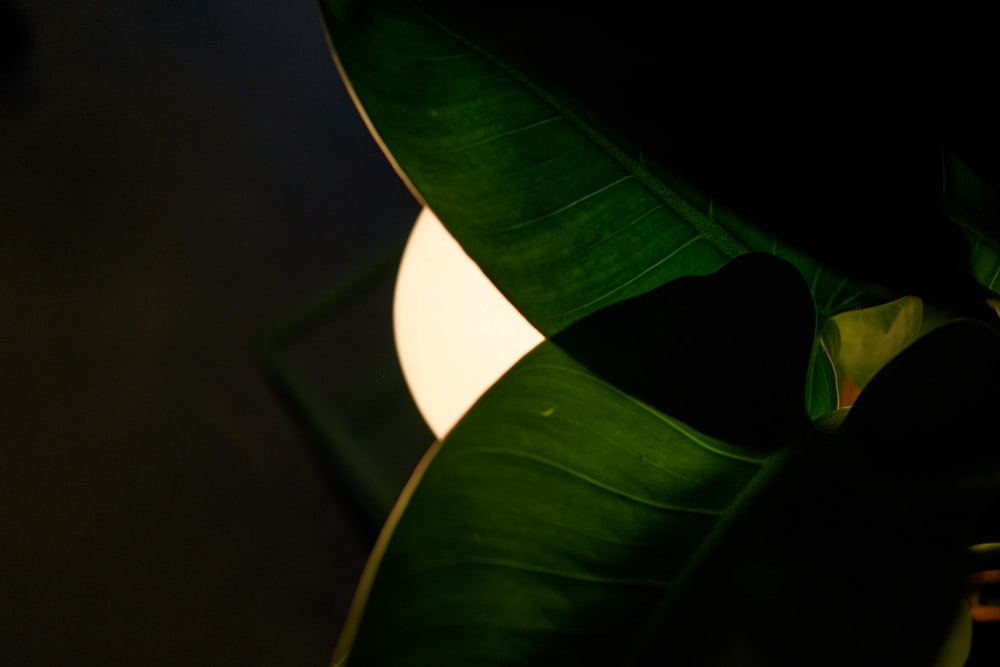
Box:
[319,1,1000,664]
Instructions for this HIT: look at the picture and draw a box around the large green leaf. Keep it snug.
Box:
[334,318,1000,666]
[335,340,788,666]
[317,2,1000,664]
[334,255,816,665]
[320,0,879,337]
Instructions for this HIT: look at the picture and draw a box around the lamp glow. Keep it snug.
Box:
[393,207,545,440]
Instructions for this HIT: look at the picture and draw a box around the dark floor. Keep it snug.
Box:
[1,2,428,665]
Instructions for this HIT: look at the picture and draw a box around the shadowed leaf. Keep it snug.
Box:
[553,253,816,447]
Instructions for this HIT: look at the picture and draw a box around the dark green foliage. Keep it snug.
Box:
[554,253,816,449]
[320,1,1000,664]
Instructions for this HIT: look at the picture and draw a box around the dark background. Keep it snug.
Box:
[1,1,426,665]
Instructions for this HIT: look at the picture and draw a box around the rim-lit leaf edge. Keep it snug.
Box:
[318,0,900,419]
[319,0,881,335]
[332,341,799,666]
[314,1,1000,663]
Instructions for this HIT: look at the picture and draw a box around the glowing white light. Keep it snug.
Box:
[393,207,545,440]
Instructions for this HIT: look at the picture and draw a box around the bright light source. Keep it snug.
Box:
[393,207,545,440]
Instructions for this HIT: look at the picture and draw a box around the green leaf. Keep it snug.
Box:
[320,0,881,336]
[334,255,821,665]
[335,340,789,666]
[943,150,1000,296]
[821,295,924,394]
[705,201,879,320]
[805,338,839,419]
[318,3,1000,664]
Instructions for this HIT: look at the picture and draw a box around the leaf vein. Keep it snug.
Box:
[512,362,767,465]
[414,556,672,589]
[408,3,748,259]
[457,446,724,516]
[396,50,473,62]
[579,204,664,254]
[495,175,633,232]
[438,116,562,153]
[554,236,708,318]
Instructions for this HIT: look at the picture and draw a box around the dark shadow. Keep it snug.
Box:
[553,253,816,450]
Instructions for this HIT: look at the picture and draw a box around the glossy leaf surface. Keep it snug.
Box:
[337,340,785,666]
[320,0,879,337]
[335,255,816,665]
[318,2,1000,664]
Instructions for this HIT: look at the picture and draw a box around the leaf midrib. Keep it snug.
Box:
[405,0,749,260]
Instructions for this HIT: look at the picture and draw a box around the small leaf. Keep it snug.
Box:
[821,295,924,401]
[805,338,839,419]
[944,151,1000,297]
[838,318,1000,482]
